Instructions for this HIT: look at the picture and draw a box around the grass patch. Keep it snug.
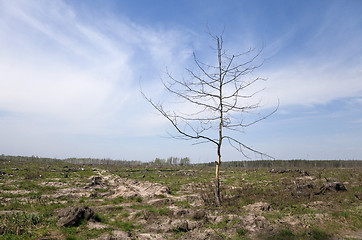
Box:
[236,228,246,236]
[112,220,138,232]
[158,207,168,216]
[112,196,124,204]
[0,212,44,237]
[130,204,155,212]
[94,212,106,223]
[266,229,296,240]
[65,236,78,240]
[121,212,130,218]
[61,226,78,240]
[134,211,143,218]
[310,228,331,240]
[174,200,190,208]
[156,194,167,199]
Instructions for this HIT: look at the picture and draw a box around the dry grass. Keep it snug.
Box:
[0,159,361,239]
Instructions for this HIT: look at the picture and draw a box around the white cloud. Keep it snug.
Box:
[0,0,201,161]
[0,1,132,121]
[256,2,362,110]
[262,58,362,108]
[1,0,361,161]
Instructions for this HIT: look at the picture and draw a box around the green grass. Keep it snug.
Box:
[264,228,332,240]
[330,209,362,230]
[95,188,108,193]
[130,204,156,212]
[0,212,45,237]
[156,194,167,198]
[61,226,78,239]
[0,184,17,191]
[65,236,77,240]
[236,228,246,236]
[158,207,168,216]
[266,229,296,240]
[134,211,144,218]
[112,196,124,204]
[0,159,360,240]
[112,220,139,232]
[310,228,331,240]
[129,196,143,203]
[174,200,190,208]
[121,211,130,218]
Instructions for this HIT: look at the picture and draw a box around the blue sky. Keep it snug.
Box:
[0,0,361,162]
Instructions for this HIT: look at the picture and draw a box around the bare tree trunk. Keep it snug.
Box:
[215,36,222,206]
[215,150,221,206]
[142,33,277,208]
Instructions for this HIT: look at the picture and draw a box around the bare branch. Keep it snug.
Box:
[224,136,275,160]
[226,99,279,128]
[140,90,219,146]
[141,32,277,205]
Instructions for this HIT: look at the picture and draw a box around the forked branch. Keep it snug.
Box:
[141,32,277,205]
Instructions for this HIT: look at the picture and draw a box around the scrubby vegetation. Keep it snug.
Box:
[0,156,361,239]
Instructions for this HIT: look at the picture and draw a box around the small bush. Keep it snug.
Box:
[236,228,246,236]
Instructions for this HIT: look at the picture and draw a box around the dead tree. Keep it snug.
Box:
[142,34,277,205]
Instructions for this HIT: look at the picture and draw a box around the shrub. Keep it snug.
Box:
[236,228,246,236]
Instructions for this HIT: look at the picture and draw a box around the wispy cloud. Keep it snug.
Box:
[0,0,196,158]
[251,1,362,110]
[0,0,361,160]
[0,0,193,126]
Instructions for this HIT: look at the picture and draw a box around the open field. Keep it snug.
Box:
[0,158,361,240]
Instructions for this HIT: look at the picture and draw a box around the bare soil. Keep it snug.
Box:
[0,161,361,240]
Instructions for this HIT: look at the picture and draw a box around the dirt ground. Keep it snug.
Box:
[0,161,361,240]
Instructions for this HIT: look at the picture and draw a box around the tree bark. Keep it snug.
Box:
[215,36,222,206]
[215,152,221,206]
[141,33,276,208]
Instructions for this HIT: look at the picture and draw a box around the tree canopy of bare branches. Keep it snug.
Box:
[142,34,278,205]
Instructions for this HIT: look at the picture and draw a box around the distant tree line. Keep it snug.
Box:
[0,154,191,167]
[0,154,142,166]
[63,158,142,166]
[201,160,362,168]
[153,157,191,166]
[1,154,360,168]
[0,154,56,163]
